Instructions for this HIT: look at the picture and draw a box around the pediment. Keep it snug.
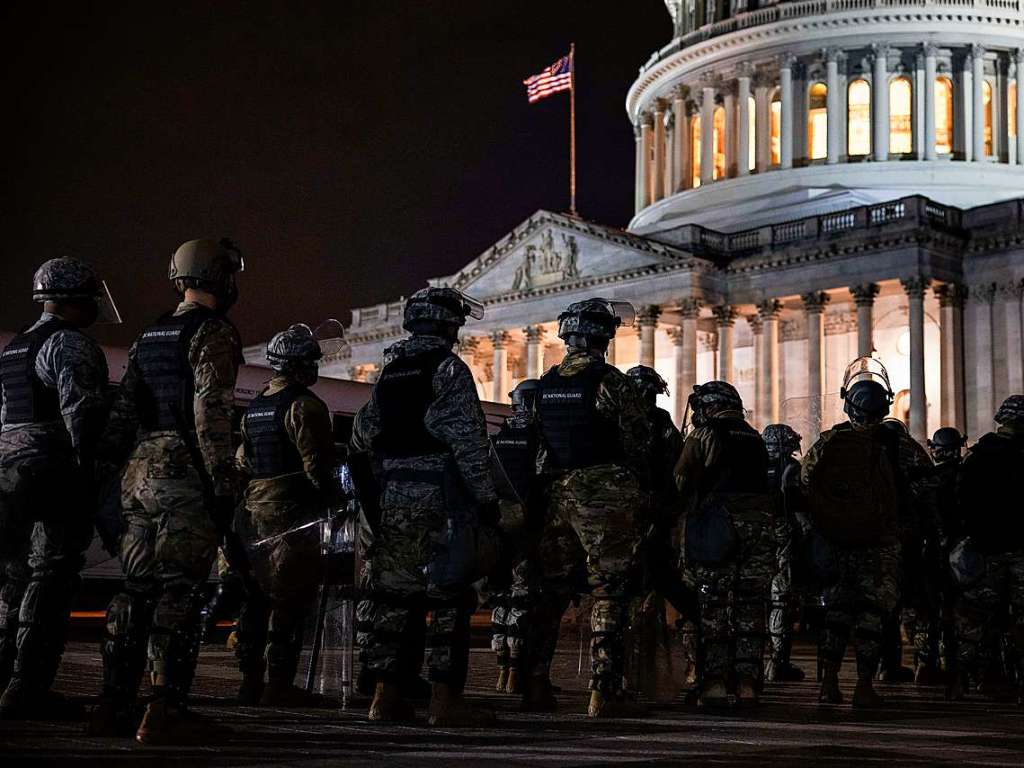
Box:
[432,210,687,301]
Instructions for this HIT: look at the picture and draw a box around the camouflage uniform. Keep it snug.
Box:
[352,334,497,687]
[234,372,339,694]
[767,454,803,675]
[97,301,241,707]
[801,424,900,682]
[676,419,776,691]
[535,348,651,693]
[0,313,108,696]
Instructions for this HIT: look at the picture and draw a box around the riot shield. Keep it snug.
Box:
[623,592,689,704]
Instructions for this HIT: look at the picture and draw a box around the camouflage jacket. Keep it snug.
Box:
[237,373,341,509]
[0,311,109,464]
[99,301,242,496]
[351,334,497,506]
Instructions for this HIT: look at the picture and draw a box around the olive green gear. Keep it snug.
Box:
[32,257,102,302]
[168,238,244,285]
[556,298,635,342]
[994,394,1024,426]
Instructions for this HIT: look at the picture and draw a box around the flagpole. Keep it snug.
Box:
[569,42,577,217]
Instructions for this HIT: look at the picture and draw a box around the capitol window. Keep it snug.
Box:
[770,89,781,166]
[713,105,726,179]
[848,79,871,156]
[889,77,913,155]
[748,95,756,171]
[1010,82,1018,138]
[808,82,828,161]
[982,80,993,156]
[935,76,954,155]
[691,114,701,188]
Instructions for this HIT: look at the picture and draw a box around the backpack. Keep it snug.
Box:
[807,426,897,546]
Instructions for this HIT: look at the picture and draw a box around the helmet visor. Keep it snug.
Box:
[220,239,245,273]
[842,355,893,396]
[606,300,636,328]
[459,291,485,320]
[95,280,123,325]
[313,319,348,357]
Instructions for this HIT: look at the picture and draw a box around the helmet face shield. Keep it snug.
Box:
[457,291,485,320]
[841,356,894,400]
[94,280,123,325]
[313,319,348,358]
[606,300,636,328]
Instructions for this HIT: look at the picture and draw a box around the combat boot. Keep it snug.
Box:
[766,659,806,682]
[504,666,521,695]
[519,674,557,712]
[135,695,182,745]
[878,665,914,683]
[697,678,730,710]
[368,681,415,723]
[818,664,843,705]
[852,677,885,708]
[86,696,138,737]
[495,663,509,693]
[734,675,760,707]
[427,682,495,727]
[587,689,647,718]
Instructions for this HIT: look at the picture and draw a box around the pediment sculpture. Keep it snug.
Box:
[512,230,581,292]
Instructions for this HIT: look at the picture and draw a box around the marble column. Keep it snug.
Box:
[672,299,702,425]
[653,100,667,202]
[606,336,617,367]
[639,112,654,209]
[458,336,480,369]
[754,78,771,172]
[999,279,1024,395]
[672,86,688,191]
[724,88,737,178]
[747,314,763,427]
[524,325,546,380]
[713,305,737,382]
[779,54,795,169]
[491,331,510,404]
[737,66,752,176]
[972,44,986,161]
[1017,49,1024,165]
[634,122,644,213]
[961,54,974,162]
[802,291,830,437]
[902,278,930,442]
[637,305,661,367]
[872,45,890,162]
[935,283,967,432]
[966,283,996,436]
[758,299,782,425]
[826,48,842,165]
[851,283,880,357]
[700,81,715,186]
[924,43,938,161]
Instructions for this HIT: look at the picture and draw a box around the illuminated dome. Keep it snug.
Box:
[629,1,1024,233]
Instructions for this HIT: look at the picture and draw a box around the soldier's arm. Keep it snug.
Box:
[44,330,110,464]
[596,369,651,482]
[191,318,241,496]
[426,356,497,505]
[286,395,342,504]
[97,343,141,472]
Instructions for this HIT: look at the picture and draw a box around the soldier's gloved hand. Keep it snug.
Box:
[212,494,237,533]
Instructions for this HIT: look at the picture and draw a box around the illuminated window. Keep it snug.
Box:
[808,82,828,160]
[935,77,954,155]
[748,95,756,171]
[1010,82,1018,138]
[848,79,871,156]
[691,114,701,188]
[770,90,781,166]
[889,77,913,154]
[982,80,993,156]
[712,106,726,180]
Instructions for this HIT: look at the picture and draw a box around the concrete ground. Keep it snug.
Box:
[2,633,1023,767]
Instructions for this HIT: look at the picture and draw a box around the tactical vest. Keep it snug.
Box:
[701,418,770,496]
[244,385,313,479]
[0,318,70,425]
[537,361,623,471]
[134,306,218,431]
[491,420,537,502]
[961,432,1024,553]
[372,347,453,459]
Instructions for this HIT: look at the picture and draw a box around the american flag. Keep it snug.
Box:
[523,53,573,104]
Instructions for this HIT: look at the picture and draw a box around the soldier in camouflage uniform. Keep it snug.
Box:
[90,239,243,742]
[802,357,900,708]
[762,423,806,683]
[234,324,342,706]
[951,395,1024,703]
[352,287,499,727]
[0,258,112,719]
[534,298,651,718]
[675,382,775,709]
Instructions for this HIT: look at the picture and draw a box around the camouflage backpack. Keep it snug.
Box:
[807,426,898,546]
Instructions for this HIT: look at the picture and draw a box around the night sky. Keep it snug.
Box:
[1,2,669,347]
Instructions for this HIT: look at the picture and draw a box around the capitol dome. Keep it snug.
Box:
[629,0,1024,233]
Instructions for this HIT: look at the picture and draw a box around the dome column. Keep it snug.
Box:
[779,54,795,169]
[826,48,843,165]
[634,122,644,213]
[700,78,715,186]
[638,112,653,210]
[972,45,986,162]
[802,292,830,438]
[713,305,737,382]
[902,278,930,443]
[653,100,667,202]
[924,44,939,161]
[737,65,752,177]
[754,72,772,173]
[672,86,688,190]
[872,45,891,162]
[1017,49,1024,165]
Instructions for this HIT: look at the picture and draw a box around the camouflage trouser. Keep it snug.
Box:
[105,442,218,703]
[821,543,899,679]
[489,559,531,667]
[546,466,643,693]
[0,455,89,692]
[769,536,795,667]
[683,515,775,687]
[236,502,321,686]
[954,551,1024,684]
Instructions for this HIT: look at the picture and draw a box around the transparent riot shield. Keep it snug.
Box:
[778,392,844,441]
[623,593,689,704]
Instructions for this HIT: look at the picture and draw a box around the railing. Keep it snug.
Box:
[772,220,806,243]
[728,230,762,251]
[821,211,857,232]
[869,200,906,224]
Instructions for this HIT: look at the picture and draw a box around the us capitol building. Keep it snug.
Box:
[250,0,1024,443]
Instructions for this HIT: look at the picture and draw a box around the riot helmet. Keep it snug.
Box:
[685,380,744,429]
[880,417,909,437]
[402,287,484,340]
[556,298,635,354]
[762,423,802,460]
[266,324,323,386]
[627,365,668,407]
[840,356,893,427]
[32,257,121,326]
[169,238,244,311]
[994,394,1024,428]
[509,378,540,415]
[928,426,966,464]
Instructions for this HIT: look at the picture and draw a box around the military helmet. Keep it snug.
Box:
[32,257,102,302]
[994,394,1024,426]
[402,287,484,335]
[509,378,540,413]
[556,298,635,343]
[762,423,802,456]
[880,417,909,437]
[169,238,244,308]
[266,324,322,372]
[627,365,669,397]
[928,427,966,450]
[840,356,893,426]
[687,380,744,427]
